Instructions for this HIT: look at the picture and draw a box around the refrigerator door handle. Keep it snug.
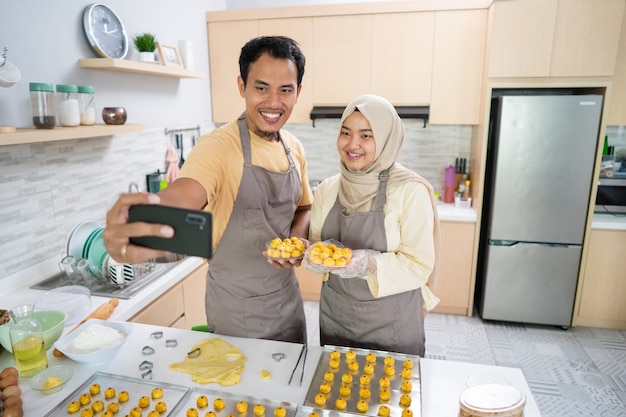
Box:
[488,239,580,249]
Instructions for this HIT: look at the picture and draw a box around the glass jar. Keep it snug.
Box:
[77,85,96,126]
[29,82,56,129]
[9,309,48,378]
[55,84,80,127]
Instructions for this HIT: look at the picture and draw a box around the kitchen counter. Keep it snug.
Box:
[0,321,542,416]
[0,256,205,322]
[435,202,477,223]
[592,212,626,230]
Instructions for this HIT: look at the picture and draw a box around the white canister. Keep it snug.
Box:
[459,384,526,417]
[56,84,80,127]
[178,39,194,70]
[77,85,96,125]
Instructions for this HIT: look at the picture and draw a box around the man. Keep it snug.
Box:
[103,36,312,343]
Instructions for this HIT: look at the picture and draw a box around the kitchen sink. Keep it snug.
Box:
[30,257,185,299]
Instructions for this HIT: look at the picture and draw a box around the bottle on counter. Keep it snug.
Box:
[29,82,56,129]
[444,165,456,204]
[462,179,471,200]
[55,84,80,127]
[77,85,96,126]
[9,305,48,378]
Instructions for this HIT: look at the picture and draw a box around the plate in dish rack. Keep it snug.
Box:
[66,221,100,261]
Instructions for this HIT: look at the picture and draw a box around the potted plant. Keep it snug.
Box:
[133,33,157,62]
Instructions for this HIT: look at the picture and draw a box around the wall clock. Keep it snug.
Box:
[83,3,129,59]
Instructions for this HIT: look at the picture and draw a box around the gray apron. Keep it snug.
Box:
[204,116,306,343]
[319,170,425,355]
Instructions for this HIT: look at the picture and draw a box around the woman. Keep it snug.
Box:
[306,94,440,356]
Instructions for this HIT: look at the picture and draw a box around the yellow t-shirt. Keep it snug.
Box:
[178,120,313,250]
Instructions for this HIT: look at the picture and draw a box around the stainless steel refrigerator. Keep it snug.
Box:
[476,92,603,327]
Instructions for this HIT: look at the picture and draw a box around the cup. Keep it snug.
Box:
[10,316,48,378]
[9,304,34,322]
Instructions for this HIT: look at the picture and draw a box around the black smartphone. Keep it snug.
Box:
[128,204,212,259]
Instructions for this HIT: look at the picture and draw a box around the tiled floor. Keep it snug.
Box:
[303,301,626,417]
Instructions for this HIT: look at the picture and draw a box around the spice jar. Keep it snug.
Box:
[55,84,80,127]
[29,82,56,129]
[77,85,96,125]
[459,384,526,417]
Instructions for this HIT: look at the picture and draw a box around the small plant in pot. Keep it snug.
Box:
[133,32,157,62]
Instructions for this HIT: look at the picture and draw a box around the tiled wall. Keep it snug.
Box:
[0,120,471,281]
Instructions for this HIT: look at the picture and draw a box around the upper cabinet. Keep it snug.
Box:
[206,0,624,125]
[488,0,624,78]
[607,7,626,126]
[430,9,487,125]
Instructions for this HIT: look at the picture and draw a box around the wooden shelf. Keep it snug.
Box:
[79,58,205,79]
[0,124,144,146]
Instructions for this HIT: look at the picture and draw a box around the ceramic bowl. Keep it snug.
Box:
[30,365,73,395]
[102,107,127,125]
[0,309,68,353]
[54,319,131,364]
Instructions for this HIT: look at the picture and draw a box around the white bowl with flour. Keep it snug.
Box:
[55,319,131,364]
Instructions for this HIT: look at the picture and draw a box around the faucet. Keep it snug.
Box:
[128,182,141,192]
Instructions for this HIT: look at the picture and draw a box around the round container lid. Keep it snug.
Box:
[77,85,94,94]
[29,82,54,91]
[459,384,526,414]
[55,84,78,93]
[35,285,92,326]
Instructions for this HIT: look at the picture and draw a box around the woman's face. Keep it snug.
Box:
[337,111,376,171]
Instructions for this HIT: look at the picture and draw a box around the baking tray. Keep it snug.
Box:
[303,345,421,417]
[296,405,365,417]
[170,386,299,417]
[44,372,190,416]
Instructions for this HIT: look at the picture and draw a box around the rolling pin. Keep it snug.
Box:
[53,298,120,358]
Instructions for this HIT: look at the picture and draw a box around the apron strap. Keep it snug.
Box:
[237,113,295,168]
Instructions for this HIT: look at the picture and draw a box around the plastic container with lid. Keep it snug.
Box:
[34,285,92,326]
[77,85,96,125]
[29,82,56,129]
[55,84,80,127]
[459,384,526,417]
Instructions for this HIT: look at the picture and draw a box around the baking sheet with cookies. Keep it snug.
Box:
[170,387,299,417]
[303,345,421,417]
[43,371,190,416]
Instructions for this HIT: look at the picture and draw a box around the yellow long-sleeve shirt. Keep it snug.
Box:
[310,174,440,311]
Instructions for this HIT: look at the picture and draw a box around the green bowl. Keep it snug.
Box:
[0,309,68,353]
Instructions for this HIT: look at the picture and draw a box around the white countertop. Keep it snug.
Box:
[0,256,205,322]
[592,213,626,231]
[0,321,542,417]
[435,203,477,223]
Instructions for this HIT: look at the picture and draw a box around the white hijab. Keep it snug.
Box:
[338,94,426,213]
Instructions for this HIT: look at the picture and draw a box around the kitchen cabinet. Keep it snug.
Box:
[607,6,626,126]
[430,9,487,125]
[207,16,315,124]
[574,229,626,329]
[0,124,143,146]
[78,58,205,79]
[488,0,624,78]
[129,262,207,329]
[206,2,487,125]
[295,265,322,302]
[431,221,475,316]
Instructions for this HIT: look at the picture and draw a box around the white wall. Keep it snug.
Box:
[0,0,226,129]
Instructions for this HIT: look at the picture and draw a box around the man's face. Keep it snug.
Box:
[237,53,301,140]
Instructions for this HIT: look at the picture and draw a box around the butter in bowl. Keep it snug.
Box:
[30,366,73,395]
